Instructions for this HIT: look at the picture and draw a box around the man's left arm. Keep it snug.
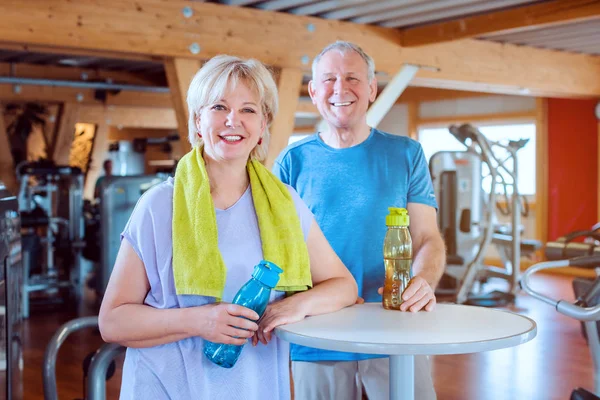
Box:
[398,202,446,312]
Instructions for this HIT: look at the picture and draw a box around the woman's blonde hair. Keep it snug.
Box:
[186,55,279,163]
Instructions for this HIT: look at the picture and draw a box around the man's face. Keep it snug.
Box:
[309,50,377,130]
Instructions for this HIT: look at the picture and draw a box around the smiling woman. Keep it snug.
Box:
[186,56,278,164]
[97,54,357,400]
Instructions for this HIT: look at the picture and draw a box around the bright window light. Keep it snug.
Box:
[419,123,536,195]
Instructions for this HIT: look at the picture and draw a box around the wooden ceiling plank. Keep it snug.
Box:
[0,84,172,107]
[0,1,598,97]
[401,0,600,47]
[0,61,162,86]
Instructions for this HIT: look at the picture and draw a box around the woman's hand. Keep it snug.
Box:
[251,297,310,346]
[197,303,260,345]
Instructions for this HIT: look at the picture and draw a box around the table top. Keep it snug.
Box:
[275,303,536,356]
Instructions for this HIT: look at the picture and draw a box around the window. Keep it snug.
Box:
[419,123,536,195]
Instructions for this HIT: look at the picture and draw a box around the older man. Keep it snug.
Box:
[273,41,445,400]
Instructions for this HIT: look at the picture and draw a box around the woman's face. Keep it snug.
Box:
[196,81,266,164]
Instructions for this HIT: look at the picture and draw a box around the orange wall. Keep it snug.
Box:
[547,98,598,240]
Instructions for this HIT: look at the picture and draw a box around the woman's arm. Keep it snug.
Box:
[99,239,260,348]
[254,220,358,344]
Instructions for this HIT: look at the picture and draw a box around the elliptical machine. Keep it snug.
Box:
[430,123,541,306]
[521,229,600,400]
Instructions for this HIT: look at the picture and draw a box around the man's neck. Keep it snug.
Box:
[320,122,372,149]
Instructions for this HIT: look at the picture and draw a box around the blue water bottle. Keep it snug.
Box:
[204,260,283,368]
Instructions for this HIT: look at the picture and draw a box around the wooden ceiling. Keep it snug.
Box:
[0,0,597,100]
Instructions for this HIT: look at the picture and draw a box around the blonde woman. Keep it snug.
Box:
[99,55,357,399]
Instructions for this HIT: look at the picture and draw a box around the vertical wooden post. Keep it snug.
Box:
[408,101,419,140]
[83,123,110,200]
[266,67,304,168]
[164,58,202,159]
[52,103,80,165]
[0,107,18,194]
[535,97,548,244]
[598,119,600,222]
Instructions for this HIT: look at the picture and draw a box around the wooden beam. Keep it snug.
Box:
[78,105,177,129]
[597,119,600,223]
[417,110,536,126]
[296,87,498,116]
[1,1,599,97]
[301,85,502,102]
[397,87,492,103]
[0,41,161,63]
[0,61,161,86]
[293,125,317,134]
[0,107,18,195]
[401,0,600,47]
[83,123,109,200]
[535,98,549,244]
[408,102,418,140]
[164,58,202,158]
[267,67,304,167]
[0,84,172,107]
[52,103,79,165]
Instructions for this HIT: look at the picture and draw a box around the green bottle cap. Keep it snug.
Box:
[386,207,409,227]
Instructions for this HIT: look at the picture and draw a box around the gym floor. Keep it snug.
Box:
[20,273,593,400]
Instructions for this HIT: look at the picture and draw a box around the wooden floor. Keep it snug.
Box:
[18,273,596,400]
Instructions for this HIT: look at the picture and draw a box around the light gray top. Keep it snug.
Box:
[275,303,536,356]
[119,177,314,400]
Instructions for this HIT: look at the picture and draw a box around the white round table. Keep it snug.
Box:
[275,302,536,400]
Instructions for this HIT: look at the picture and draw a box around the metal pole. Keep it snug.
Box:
[43,316,99,400]
[389,355,414,400]
[0,76,170,93]
[511,148,521,296]
[87,343,126,400]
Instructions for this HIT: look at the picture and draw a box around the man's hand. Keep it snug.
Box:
[377,275,436,312]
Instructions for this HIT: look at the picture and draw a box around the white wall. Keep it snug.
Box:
[377,103,409,136]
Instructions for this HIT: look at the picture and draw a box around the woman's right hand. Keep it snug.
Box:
[196,303,260,345]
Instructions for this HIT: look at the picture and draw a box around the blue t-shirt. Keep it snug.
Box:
[273,128,437,362]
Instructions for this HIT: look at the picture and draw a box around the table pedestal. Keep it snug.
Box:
[390,355,414,400]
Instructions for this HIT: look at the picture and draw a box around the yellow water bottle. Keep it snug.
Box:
[383,207,413,310]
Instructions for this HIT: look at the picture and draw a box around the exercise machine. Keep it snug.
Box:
[430,123,541,306]
[0,181,24,399]
[17,161,85,317]
[95,174,164,298]
[522,229,600,400]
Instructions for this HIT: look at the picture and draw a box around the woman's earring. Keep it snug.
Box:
[258,137,263,145]
[197,132,202,138]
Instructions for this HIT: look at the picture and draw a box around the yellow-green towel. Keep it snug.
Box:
[172,146,312,299]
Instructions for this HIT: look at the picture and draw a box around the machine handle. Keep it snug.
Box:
[520,260,569,307]
[556,300,600,322]
[522,258,600,321]
[569,255,600,268]
[560,230,600,244]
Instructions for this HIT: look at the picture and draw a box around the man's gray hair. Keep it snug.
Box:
[311,41,376,82]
